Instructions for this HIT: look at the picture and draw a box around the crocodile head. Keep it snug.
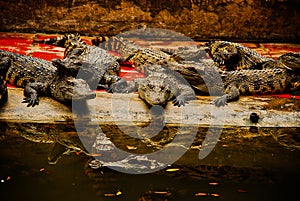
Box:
[50,76,96,103]
[205,41,239,66]
[139,77,173,106]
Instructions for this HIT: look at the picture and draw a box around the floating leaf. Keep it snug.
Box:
[166,168,180,172]
[126,145,138,150]
[211,193,220,197]
[116,190,122,196]
[195,192,207,197]
[154,191,170,195]
[104,193,115,197]
[237,189,247,193]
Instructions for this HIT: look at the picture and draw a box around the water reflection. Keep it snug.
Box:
[0,121,300,201]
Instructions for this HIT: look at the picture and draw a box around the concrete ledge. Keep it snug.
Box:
[1,88,299,127]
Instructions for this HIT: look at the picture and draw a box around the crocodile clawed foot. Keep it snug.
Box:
[213,96,227,107]
[106,80,128,93]
[173,96,187,107]
[22,96,39,107]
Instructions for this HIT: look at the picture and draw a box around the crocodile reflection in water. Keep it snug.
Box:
[10,122,89,164]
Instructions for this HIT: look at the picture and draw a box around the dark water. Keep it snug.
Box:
[0,122,299,201]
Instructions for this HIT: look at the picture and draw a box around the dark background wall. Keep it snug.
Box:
[0,0,299,42]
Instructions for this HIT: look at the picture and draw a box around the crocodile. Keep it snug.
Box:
[115,64,196,107]
[94,36,300,100]
[91,35,183,73]
[204,40,274,71]
[35,34,127,91]
[213,68,299,106]
[64,36,300,107]
[0,49,95,107]
[175,59,300,106]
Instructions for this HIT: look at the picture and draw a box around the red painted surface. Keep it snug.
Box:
[0,32,299,99]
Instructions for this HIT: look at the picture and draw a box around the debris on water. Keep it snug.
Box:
[116,190,122,196]
[154,191,171,196]
[237,189,248,193]
[195,192,207,197]
[0,176,11,183]
[166,168,180,172]
[139,190,172,200]
[211,193,220,197]
[104,189,122,197]
[126,145,138,150]
[195,192,220,198]
[104,193,115,197]
[209,182,219,186]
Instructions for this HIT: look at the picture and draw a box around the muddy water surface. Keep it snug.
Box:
[0,122,299,201]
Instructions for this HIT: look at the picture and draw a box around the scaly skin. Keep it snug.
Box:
[93,37,300,105]
[214,68,291,106]
[0,57,9,106]
[35,34,127,91]
[0,50,95,107]
[204,40,273,71]
[159,60,300,106]
[0,75,7,107]
[159,45,208,62]
[116,65,196,107]
[276,52,300,70]
[92,36,182,73]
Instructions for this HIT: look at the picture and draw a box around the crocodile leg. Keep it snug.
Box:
[213,83,240,107]
[23,82,48,107]
[101,73,128,93]
[172,84,196,107]
[118,78,143,93]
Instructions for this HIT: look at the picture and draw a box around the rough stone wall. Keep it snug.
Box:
[0,0,299,42]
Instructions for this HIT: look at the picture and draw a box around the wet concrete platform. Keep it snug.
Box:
[1,88,299,128]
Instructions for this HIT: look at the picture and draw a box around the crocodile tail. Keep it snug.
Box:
[34,33,84,48]
[95,36,138,55]
[91,36,110,46]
